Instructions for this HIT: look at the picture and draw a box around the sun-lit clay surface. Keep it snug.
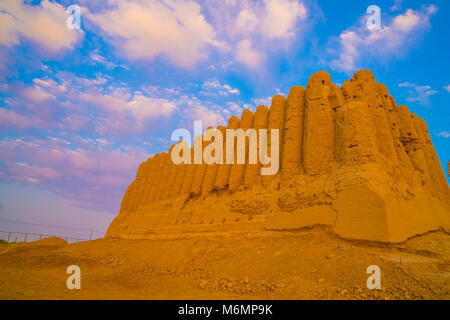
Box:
[108,70,450,243]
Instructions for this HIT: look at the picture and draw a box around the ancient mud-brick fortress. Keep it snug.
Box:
[107,70,450,243]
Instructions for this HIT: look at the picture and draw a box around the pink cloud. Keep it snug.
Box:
[80,90,178,121]
[86,0,219,68]
[0,0,83,53]
[235,40,263,69]
[10,162,61,182]
[183,104,225,129]
[59,114,89,131]
[2,73,179,136]
[0,137,146,213]
[0,107,47,129]
[22,86,56,102]
[208,0,309,69]
[0,108,32,129]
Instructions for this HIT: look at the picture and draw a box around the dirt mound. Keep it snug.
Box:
[0,237,68,254]
[107,69,450,243]
[27,237,68,247]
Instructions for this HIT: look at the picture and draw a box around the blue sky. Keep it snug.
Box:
[0,0,449,237]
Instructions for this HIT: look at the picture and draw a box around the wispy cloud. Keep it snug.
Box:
[1,72,181,136]
[398,82,437,106]
[329,5,437,72]
[0,137,147,212]
[1,68,245,150]
[89,50,128,70]
[80,90,178,122]
[252,96,273,107]
[200,79,240,96]
[390,0,404,12]
[437,131,450,138]
[0,108,47,129]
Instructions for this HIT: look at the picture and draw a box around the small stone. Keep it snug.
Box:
[198,280,209,289]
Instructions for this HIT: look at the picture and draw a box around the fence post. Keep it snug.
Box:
[24,233,28,242]
[7,232,11,243]
[89,229,93,240]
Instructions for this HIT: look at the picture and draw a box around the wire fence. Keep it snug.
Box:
[0,218,106,244]
[0,230,88,244]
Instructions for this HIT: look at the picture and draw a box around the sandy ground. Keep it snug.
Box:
[0,226,449,300]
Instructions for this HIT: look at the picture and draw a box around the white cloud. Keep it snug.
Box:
[0,0,83,52]
[253,96,272,107]
[200,79,240,96]
[330,5,437,72]
[398,82,437,106]
[22,86,56,103]
[236,9,259,32]
[80,90,178,121]
[88,50,130,70]
[4,70,244,140]
[392,9,421,32]
[261,0,307,39]
[81,0,310,70]
[233,0,307,39]
[274,87,286,96]
[0,107,45,129]
[183,104,225,129]
[4,72,179,134]
[231,0,308,68]
[443,85,450,93]
[226,102,243,115]
[141,85,182,97]
[437,131,450,138]
[86,0,220,68]
[235,40,263,69]
[330,31,360,71]
[89,51,118,70]
[33,77,68,93]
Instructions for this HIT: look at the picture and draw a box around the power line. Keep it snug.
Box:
[0,218,105,234]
